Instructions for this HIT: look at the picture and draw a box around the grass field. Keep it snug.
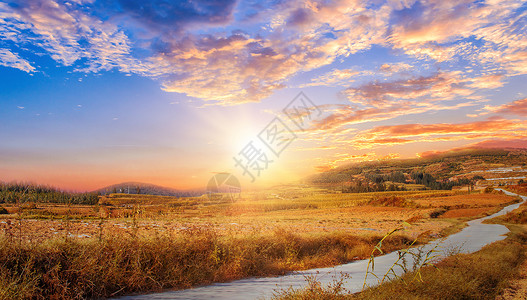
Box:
[273,202,527,300]
[0,186,520,299]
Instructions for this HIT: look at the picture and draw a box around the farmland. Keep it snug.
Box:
[0,184,520,299]
[1,187,518,243]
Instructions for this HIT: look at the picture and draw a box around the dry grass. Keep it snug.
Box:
[412,193,515,208]
[491,202,527,224]
[356,237,525,299]
[273,225,527,300]
[439,207,495,218]
[365,196,418,208]
[0,228,414,299]
[0,187,519,298]
[508,184,527,196]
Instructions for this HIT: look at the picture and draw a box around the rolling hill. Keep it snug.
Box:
[94,182,204,197]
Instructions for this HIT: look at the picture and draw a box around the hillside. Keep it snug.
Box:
[306,147,527,191]
[94,182,204,197]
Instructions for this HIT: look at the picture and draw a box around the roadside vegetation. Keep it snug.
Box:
[0,226,415,299]
[274,228,526,299]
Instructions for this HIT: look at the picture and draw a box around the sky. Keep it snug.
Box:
[1,0,527,191]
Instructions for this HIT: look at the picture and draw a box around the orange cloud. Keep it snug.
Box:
[341,71,474,108]
[302,68,363,87]
[363,119,518,138]
[468,138,527,149]
[419,138,527,158]
[468,74,505,89]
[352,118,527,149]
[388,0,524,63]
[487,98,527,116]
[378,62,413,75]
[307,98,477,132]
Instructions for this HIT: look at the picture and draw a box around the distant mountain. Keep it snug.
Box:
[93,182,204,197]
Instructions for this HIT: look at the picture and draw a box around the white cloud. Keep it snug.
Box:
[0,0,526,106]
[0,49,35,73]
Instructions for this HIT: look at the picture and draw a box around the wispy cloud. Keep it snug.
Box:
[352,118,527,149]
[484,98,527,116]
[0,48,34,73]
[341,71,474,108]
[302,68,363,87]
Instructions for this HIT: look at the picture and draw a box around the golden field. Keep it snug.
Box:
[1,188,517,242]
[0,186,520,299]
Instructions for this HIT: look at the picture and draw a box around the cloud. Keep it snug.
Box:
[153,0,392,104]
[389,1,485,47]
[382,0,527,84]
[362,119,519,138]
[352,118,527,149]
[1,0,139,72]
[301,70,506,134]
[302,68,363,87]
[378,62,414,75]
[485,98,527,116]
[111,0,237,34]
[0,48,35,72]
[467,138,527,149]
[307,100,478,132]
[468,74,505,89]
[341,71,475,108]
[1,0,526,106]
[0,0,394,105]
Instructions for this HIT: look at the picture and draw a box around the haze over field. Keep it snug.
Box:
[1,0,527,191]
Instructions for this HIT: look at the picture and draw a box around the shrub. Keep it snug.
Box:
[429,207,447,218]
[366,196,418,208]
[0,206,8,214]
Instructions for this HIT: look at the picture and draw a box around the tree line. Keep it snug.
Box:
[0,182,99,205]
[411,172,484,190]
[341,171,485,193]
[343,181,408,193]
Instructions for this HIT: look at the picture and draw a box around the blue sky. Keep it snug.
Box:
[1,0,527,190]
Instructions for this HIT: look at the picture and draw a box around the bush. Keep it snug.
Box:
[429,207,447,218]
[366,196,418,208]
[484,186,494,193]
[0,206,8,214]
